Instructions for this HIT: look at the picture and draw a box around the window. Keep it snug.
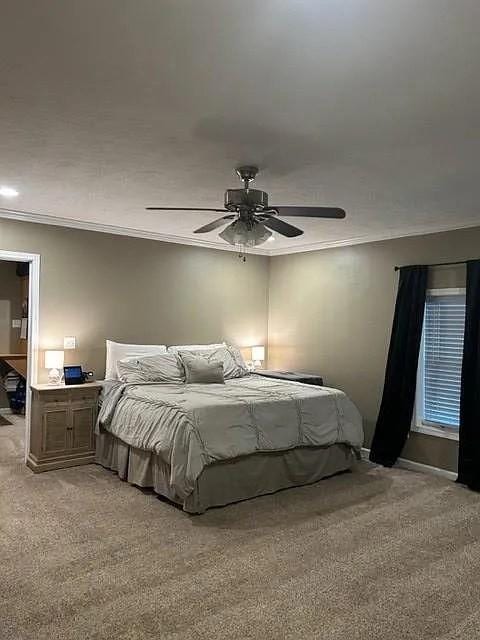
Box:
[414,288,466,440]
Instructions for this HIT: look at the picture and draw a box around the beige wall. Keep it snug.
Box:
[268,226,480,473]
[0,218,269,381]
[1,215,478,472]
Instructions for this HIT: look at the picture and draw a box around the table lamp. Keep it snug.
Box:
[45,350,64,384]
[251,345,265,370]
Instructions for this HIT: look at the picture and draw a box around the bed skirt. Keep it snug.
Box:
[95,432,355,514]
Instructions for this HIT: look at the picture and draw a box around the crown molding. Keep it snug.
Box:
[1,207,479,258]
[0,207,270,255]
[267,220,480,256]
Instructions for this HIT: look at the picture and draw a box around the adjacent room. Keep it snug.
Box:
[1,1,480,639]
[0,260,29,463]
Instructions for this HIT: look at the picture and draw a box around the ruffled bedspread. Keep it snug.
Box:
[97,375,363,499]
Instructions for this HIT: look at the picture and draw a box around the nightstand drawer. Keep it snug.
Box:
[69,388,100,403]
[39,388,99,405]
[39,390,70,405]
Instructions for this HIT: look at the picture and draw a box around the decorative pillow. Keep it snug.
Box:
[117,353,184,384]
[168,342,225,353]
[105,340,167,380]
[178,345,248,379]
[180,353,225,384]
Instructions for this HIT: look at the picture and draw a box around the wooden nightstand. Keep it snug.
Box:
[255,370,324,386]
[27,382,102,473]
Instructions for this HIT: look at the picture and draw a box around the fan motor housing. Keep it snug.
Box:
[224,188,269,211]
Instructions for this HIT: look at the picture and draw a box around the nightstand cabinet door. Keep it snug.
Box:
[43,408,70,454]
[70,405,95,451]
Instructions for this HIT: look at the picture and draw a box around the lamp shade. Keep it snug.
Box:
[251,345,265,362]
[45,350,64,369]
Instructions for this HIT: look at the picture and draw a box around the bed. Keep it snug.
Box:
[95,372,363,513]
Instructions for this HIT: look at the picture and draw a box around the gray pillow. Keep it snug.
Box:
[178,345,248,379]
[118,352,185,383]
[180,353,225,384]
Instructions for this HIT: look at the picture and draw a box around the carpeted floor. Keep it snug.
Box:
[1,423,480,640]
[0,413,24,461]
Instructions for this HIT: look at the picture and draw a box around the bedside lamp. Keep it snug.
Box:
[45,350,64,385]
[251,345,265,370]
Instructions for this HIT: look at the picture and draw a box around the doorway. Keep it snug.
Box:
[0,250,40,464]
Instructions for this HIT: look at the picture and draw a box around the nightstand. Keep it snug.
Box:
[27,382,102,473]
[255,370,324,386]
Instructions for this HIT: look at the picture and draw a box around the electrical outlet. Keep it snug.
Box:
[63,336,76,349]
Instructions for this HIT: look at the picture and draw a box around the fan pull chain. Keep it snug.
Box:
[238,245,247,262]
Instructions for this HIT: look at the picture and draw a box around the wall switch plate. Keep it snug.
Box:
[12,319,21,328]
[64,336,76,349]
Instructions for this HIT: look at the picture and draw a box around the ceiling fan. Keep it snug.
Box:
[147,166,345,254]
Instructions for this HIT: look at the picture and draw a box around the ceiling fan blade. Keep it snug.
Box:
[146,207,228,212]
[262,217,303,238]
[270,206,346,219]
[193,215,235,234]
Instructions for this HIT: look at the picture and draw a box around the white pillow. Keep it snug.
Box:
[168,342,226,353]
[105,340,167,380]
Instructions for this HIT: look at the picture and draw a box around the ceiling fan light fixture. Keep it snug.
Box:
[219,218,272,248]
[146,166,346,259]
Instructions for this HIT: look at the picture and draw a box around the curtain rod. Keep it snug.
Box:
[394,260,467,271]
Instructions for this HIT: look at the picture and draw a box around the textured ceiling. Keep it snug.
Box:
[1,0,480,254]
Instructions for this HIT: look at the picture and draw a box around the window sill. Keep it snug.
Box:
[412,423,459,442]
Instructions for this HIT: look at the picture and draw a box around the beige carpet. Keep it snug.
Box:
[0,413,25,462]
[1,425,480,640]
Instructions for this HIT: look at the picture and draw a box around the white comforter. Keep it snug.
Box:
[98,375,363,499]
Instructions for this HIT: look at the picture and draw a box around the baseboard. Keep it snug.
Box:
[0,407,13,415]
[361,447,457,481]
[26,452,95,473]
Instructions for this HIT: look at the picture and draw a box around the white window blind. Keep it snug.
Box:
[422,292,466,429]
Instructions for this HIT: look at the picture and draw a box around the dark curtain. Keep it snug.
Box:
[457,259,480,490]
[369,265,428,466]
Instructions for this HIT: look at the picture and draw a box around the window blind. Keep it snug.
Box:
[423,293,466,428]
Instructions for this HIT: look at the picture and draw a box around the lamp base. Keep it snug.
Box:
[48,368,62,385]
